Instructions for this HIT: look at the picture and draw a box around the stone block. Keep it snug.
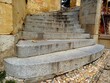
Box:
[0,3,13,34]
[27,0,60,14]
[16,39,95,58]
[0,0,12,3]
[0,35,15,70]
[4,44,104,80]
[0,35,14,52]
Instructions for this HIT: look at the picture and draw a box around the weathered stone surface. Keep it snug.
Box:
[27,0,61,14]
[16,39,95,58]
[4,44,104,79]
[24,25,84,33]
[44,33,90,39]
[0,35,14,52]
[0,35,15,70]
[0,0,12,3]
[0,2,13,34]
[21,31,90,40]
[13,0,26,34]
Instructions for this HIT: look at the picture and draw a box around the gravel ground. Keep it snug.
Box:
[96,50,110,83]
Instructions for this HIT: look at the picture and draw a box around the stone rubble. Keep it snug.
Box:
[4,50,109,83]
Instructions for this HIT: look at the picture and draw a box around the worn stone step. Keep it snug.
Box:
[25,21,80,26]
[24,23,82,30]
[24,26,84,33]
[31,11,79,16]
[16,39,95,58]
[4,44,104,80]
[26,17,78,23]
[21,31,90,40]
[26,19,79,24]
[27,15,78,19]
[44,33,90,39]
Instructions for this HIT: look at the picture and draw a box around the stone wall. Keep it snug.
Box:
[0,0,26,70]
[12,0,26,34]
[27,0,61,14]
[0,1,13,34]
[0,0,26,34]
[80,0,102,42]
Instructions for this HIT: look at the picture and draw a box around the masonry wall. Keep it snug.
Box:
[80,0,102,42]
[0,0,26,70]
[0,1,13,34]
[27,0,61,14]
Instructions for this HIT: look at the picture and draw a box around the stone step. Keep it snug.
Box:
[25,21,80,28]
[21,31,90,40]
[16,39,95,58]
[4,44,104,80]
[32,11,79,16]
[27,15,78,19]
[25,21,80,26]
[26,19,79,24]
[44,33,90,39]
[24,26,84,33]
[26,17,78,23]
[24,22,81,30]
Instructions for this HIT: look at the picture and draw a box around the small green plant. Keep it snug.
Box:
[5,80,16,83]
[0,71,6,83]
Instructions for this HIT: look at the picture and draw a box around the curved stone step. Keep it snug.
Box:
[4,44,104,80]
[21,31,90,40]
[16,39,95,58]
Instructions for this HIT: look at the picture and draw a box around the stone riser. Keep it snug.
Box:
[16,39,95,58]
[26,15,78,19]
[21,31,90,40]
[24,27,84,33]
[26,19,79,23]
[26,18,79,23]
[4,44,104,80]
[25,22,80,26]
[31,11,79,17]
[44,33,90,39]
[24,24,82,31]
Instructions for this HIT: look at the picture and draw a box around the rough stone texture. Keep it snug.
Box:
[16,39,95,58]
[0,2,13,34]
[12,0,26,34]
[0,0,26,34]
[0,35,14,52]
[0,0,12,3]
[79,0,102,42]
[0,33,22,70]
[21,31,90,40]
[27,0,61,14]
[4,44,104,80]
[0,35,15,70]
[4,50,109,83]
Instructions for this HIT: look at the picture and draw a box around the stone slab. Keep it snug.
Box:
[0,35,14,52]
[21,31,90,40]
[4,44,104,79]
[44,33,90,39]
[16,39,95,58]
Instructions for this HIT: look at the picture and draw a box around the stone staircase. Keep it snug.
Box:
[4,7,104,81]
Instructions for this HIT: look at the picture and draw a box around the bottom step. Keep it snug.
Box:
[4,44,104,80]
